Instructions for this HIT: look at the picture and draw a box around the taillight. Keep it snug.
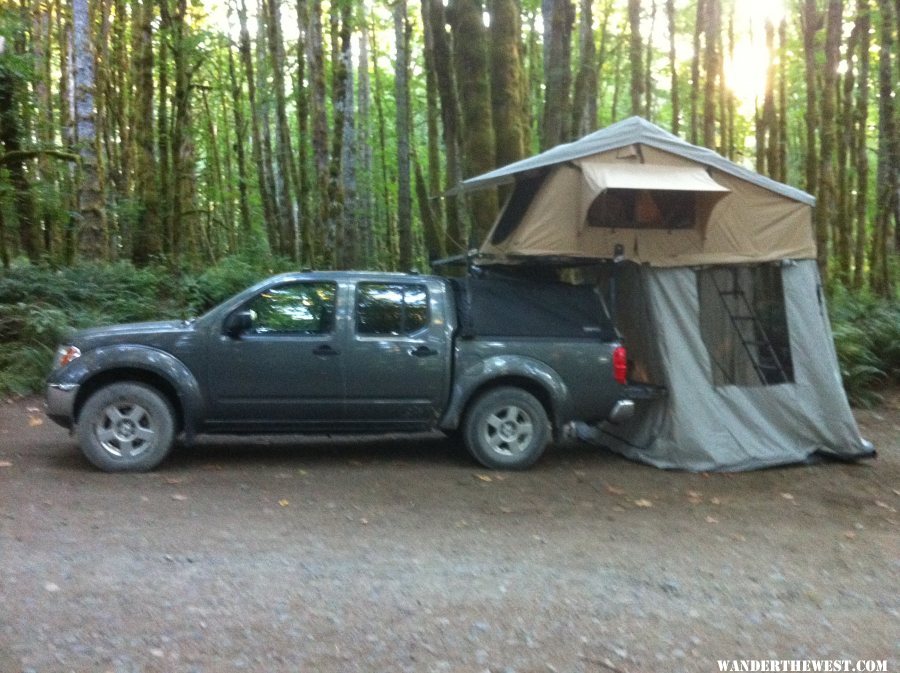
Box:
[613,346,627,384]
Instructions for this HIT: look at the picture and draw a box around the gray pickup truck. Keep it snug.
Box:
[46,271,640,472]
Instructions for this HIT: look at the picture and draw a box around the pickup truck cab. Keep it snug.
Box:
[46,271,639,472]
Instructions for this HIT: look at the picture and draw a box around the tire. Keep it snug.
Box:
[76,382,176,472]
[462,387,551,470]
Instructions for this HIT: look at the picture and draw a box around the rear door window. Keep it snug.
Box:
[356,283,429,336]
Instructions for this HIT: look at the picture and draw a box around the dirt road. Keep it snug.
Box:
[1,394,897,673]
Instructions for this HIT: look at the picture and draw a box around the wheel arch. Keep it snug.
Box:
[74,368,185,433]
[461,376,556,430]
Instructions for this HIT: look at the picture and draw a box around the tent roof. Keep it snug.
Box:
[456,116,816,206]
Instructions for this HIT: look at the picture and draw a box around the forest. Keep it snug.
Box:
[0,0,897,398]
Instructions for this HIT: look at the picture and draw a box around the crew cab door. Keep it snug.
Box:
[204,280,344,430]
[342,280,449,428]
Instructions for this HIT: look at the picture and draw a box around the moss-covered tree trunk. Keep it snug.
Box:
[491,0,527,167]
[542,0,574,148]
[72,0,106,259]
[131,0,161,264]
[424,0,466,254]
[570,0,596,137]
[852,0,871,291]
[450,0,498,243]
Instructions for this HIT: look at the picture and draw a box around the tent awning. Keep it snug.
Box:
[579,162,731,193]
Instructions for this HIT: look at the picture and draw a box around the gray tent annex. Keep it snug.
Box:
[456,117,873,471]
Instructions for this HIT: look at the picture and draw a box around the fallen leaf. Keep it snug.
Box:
[605,484,626,496]
[171,494,187,501]
[26,406,40,413]
[843,531,856,539]
[359,518,368,525]
[165,477,184,485]
[874,500,897,513]
[781,493,794,500]
[28,416,43,427]
[686,490,703,499]
[892,489,900,497]
[612,506,625,513]
[634,499,653,508]
[705,516,719,524]
[730,533,746,542]
[474,474,493,482]
[710,497,722,505]
[297,469,308,475]
[278,499,290,507]
[44,582,60,593]
[499,506,512,514]
[0,460,11,468]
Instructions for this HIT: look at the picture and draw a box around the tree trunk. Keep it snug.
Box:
[307,0,330,264]
[72,0,106,258]
[815,0,842,281]
[450,0,498,242]
[369,25,396,266]
[872,0,898,296]
[627,0,643,116]
[689,0,704,144]
[425,0,466,255]
[760,19,778,178]
[836,18,860,284]
[643,0,656,118]
[264,0,299,260]
[665,0,679,134]
[338,0,357,268]
[571,0,596,137]
[852,0,870,291]
[226,36,253,245]
[237,0,277,254]
[394,0,413,270]
[421,0,443,234]
[541,0,574,147]
[491,0,527,165]
[0,38,39,262]
[701,0,719,149]
[131,0,161,264]
[356,23,375,267]
[800,0,821,196]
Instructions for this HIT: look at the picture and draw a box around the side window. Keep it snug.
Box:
[245,282,337,335]
[356,283,429,336]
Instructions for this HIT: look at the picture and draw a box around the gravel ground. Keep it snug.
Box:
[1,393,898,673]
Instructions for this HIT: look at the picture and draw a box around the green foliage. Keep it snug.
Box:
[829,287,900,407]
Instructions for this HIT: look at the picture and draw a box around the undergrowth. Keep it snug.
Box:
[0,255,285,396]
[0,258,897,406]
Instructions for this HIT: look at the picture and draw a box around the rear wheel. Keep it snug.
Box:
[76,382,176,472]
[462,387,550,470]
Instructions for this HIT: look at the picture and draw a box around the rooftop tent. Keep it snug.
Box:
[465,116,816,267]
[455,117,873,471]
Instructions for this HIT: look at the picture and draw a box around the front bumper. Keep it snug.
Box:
[45,382,80,428]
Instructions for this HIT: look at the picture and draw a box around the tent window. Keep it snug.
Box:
[698,266,795,387]
[587,188,695,230]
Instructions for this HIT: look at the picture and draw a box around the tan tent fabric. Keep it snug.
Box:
[476,122,816,267]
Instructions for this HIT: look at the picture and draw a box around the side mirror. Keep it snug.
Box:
[224,310,253,338]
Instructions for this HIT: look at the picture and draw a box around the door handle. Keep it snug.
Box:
[313,344,340,356]
[409,345,438,357]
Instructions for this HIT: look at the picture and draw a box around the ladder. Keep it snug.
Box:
[710,268,790,385]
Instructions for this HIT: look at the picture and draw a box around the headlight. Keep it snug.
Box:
[54,345,81,368]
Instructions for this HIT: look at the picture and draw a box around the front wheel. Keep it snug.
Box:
[76,382,176,472]
[462,387,551,470]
